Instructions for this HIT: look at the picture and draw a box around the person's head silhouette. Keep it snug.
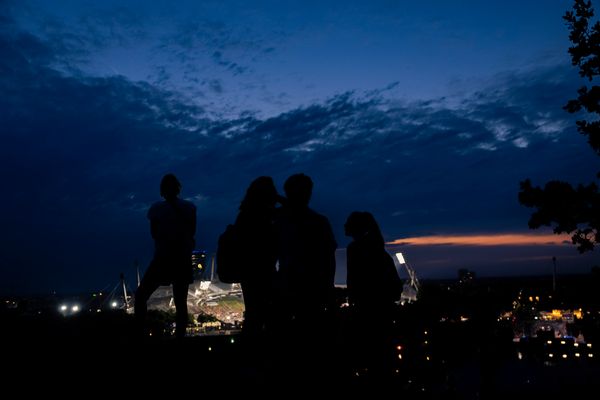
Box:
[344,211,384,245]
[345,211,367,239]
[284,173,313,208]
[160,173,181,201]
[240,176,278,211]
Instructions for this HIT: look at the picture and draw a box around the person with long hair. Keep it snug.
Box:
[235,176,279,346]
[344,211,401,378]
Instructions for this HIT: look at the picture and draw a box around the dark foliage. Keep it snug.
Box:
[519,0,600,252]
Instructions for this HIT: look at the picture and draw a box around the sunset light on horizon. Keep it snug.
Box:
[388,233,573,247]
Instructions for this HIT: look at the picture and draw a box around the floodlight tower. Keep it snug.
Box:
[395,252,420,304]
[120,272,129,311]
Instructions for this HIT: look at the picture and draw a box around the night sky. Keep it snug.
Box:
[1,0,599,295]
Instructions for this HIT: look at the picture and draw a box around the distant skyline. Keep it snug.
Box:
[1,0,599,294]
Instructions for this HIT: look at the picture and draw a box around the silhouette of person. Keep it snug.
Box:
[234,176,279,348]
[274,173,337,379]
[344,211,401,378]
[135,173,196,339]
[276,173,337,322]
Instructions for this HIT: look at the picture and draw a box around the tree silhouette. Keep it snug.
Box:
[519,0,600,252]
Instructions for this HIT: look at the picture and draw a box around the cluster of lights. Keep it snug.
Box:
[201,321,222,328]
[543,340,594,360]
[424,330,432,362]
[548,352,594,359]
[58,303,80,315]
[4,300,17,308]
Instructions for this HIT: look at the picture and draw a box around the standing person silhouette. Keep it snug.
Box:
[234,176,279,349]
[135,173,197,339]
[275,173,337,378]
[344,211,401,378]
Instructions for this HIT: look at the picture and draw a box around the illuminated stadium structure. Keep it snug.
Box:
[137,249,421,327]
[142,251,245,326]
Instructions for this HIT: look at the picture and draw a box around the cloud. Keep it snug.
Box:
[1,3,597,293]
[8,1,284,118]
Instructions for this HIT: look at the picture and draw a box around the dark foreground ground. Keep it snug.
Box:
[4,274,600,398]
[2,310,599,399]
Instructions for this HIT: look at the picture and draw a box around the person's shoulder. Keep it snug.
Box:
[275,205,293,217]
[148,200,166,216]
[150,200,166,208]
[308,208,331,225]
[177,198,196,210]
[273,205,293,224]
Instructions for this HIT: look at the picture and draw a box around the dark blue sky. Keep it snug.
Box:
[1,0,599,295]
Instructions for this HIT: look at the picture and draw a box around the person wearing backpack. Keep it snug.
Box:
[134,173,197,339]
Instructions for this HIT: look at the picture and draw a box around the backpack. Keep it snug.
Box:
[216,224,244,283]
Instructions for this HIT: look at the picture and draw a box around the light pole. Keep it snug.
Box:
[121,272,129,311]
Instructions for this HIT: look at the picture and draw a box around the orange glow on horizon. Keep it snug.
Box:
[387,233,572,247]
